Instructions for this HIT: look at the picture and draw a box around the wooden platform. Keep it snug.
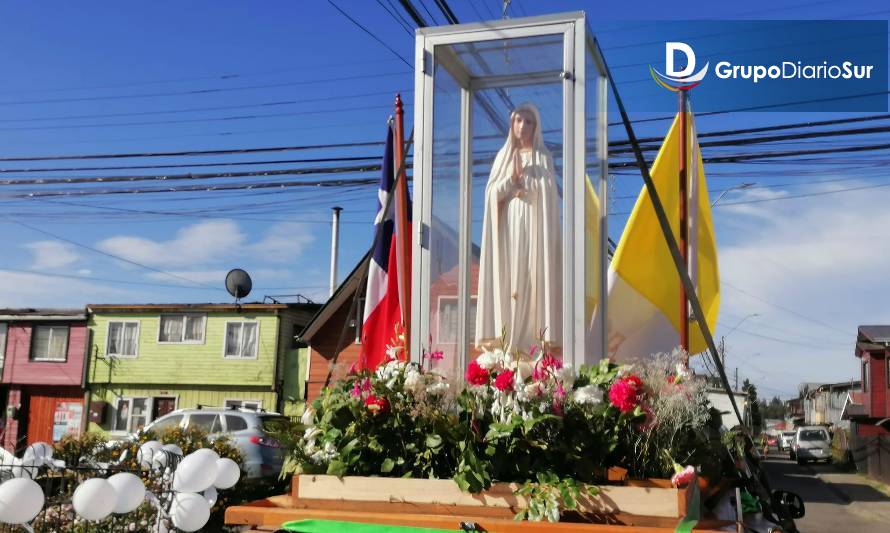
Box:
[225,494,733,532]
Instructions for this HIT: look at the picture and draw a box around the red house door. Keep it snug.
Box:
[25,388,83,444]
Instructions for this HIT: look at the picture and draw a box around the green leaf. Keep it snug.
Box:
[380,457,395,473]
[326,460,347,477]
[453,473,470,492]
[425,434,443,449]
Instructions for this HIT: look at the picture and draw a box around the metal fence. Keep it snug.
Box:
[0,451,183,533]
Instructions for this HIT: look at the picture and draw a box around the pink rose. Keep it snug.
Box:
[608,376,642,413]
[493,369,515,391]
[671,465,695,488]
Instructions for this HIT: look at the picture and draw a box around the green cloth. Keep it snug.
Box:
[674,482,701,533]
[281,519,456,533]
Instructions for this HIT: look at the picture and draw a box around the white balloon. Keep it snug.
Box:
[0,478,45,524]
[137,441,162,469]
[23,442,53,464]
[72,478,116,521]
[161,443,183,456]
[172,449,219,493]
[107,473,146,514]
[213,458,241,490]
[170,492,210,532]
[203,486,218,508]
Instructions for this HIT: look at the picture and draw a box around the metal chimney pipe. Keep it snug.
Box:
[329,207,343,296]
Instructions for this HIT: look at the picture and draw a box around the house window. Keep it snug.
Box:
[158,314,205,343]
[107,321,140,358]
[113,397,150,433]
[224,322,258,359]
[863,360,870,392]
[224,399,262,411]
[437,296,477,344]
[30,325,69,362]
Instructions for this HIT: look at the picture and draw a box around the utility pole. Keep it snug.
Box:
[734,367,739,391]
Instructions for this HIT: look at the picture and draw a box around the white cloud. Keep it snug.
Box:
[250,222,315,262]
[24,240,80,270]
[0,270,135,308]
[711,181,890,396]
[144,268,295,286]
[96,219,316,270]
[97,220,246,268]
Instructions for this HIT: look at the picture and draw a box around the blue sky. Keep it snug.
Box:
[0,0,888,398]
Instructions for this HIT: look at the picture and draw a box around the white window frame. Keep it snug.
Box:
[224,398,262,411]
[105,320,141,358]
[0,323,8,367]
[112,396,151,434]
[222,320,260,360]
[157,313,206,344]
[30,324,70,362]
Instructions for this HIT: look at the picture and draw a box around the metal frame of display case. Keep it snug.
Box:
[410,12,609,370]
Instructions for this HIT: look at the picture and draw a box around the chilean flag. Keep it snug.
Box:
[359,124,409,370]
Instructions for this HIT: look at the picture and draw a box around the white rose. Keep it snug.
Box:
[476,351,498,370]
[403,371,422,395]
[303,427,321,442]
[557,365,576,389]
[573,384,602,406]
[300,406,316,426]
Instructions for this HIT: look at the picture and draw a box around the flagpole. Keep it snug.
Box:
[678,89,690,358]
[394,93,411,357]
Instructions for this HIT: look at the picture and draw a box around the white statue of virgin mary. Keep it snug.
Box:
[475,103,562,354]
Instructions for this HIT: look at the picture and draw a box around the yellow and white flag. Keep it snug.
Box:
[606,111,719,361]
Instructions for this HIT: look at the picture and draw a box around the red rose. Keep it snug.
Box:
[465,360,490,386]
[609,377,641,413]
[625,375,642,389]
[364,394,390,415]
[493,369,515,391]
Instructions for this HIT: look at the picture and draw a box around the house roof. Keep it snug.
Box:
[298,252,370,342]
[87,303,311,313]
[0,308,86,321]
[858,325,890,344]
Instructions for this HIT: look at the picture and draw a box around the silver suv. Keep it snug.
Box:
[791,426,831,465]
[142,407,288,478]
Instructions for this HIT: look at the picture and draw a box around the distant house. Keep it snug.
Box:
[0,308,89,451]
[705,387,750,431]
[85,303,317,436]
[844,325,890,483]
[801,380,860,429]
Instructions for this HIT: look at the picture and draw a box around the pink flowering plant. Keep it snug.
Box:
[277,331,721,522]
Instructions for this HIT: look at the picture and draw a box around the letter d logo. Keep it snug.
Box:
[650,41,709,92]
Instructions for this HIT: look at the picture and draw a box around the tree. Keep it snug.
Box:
[762,396,785,420]
[742,379,762,433]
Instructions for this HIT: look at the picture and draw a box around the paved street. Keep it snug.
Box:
[761,455,890,532]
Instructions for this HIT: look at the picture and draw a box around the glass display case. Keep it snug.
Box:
[410,12,609,377]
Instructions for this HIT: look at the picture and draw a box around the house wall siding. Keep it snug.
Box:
[87,312,280,387]
[306,300,361,401]
[1,322,87,386]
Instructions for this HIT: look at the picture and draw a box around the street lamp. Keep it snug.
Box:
[712,182,755,207]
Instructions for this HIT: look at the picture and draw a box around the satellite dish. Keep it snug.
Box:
[225,269,252,301]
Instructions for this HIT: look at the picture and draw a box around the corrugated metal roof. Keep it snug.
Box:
[858,325,890,343]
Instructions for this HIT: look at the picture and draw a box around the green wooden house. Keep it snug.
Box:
[85,303,318,435]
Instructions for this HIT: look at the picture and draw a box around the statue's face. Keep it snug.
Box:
[512,110,536,146]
